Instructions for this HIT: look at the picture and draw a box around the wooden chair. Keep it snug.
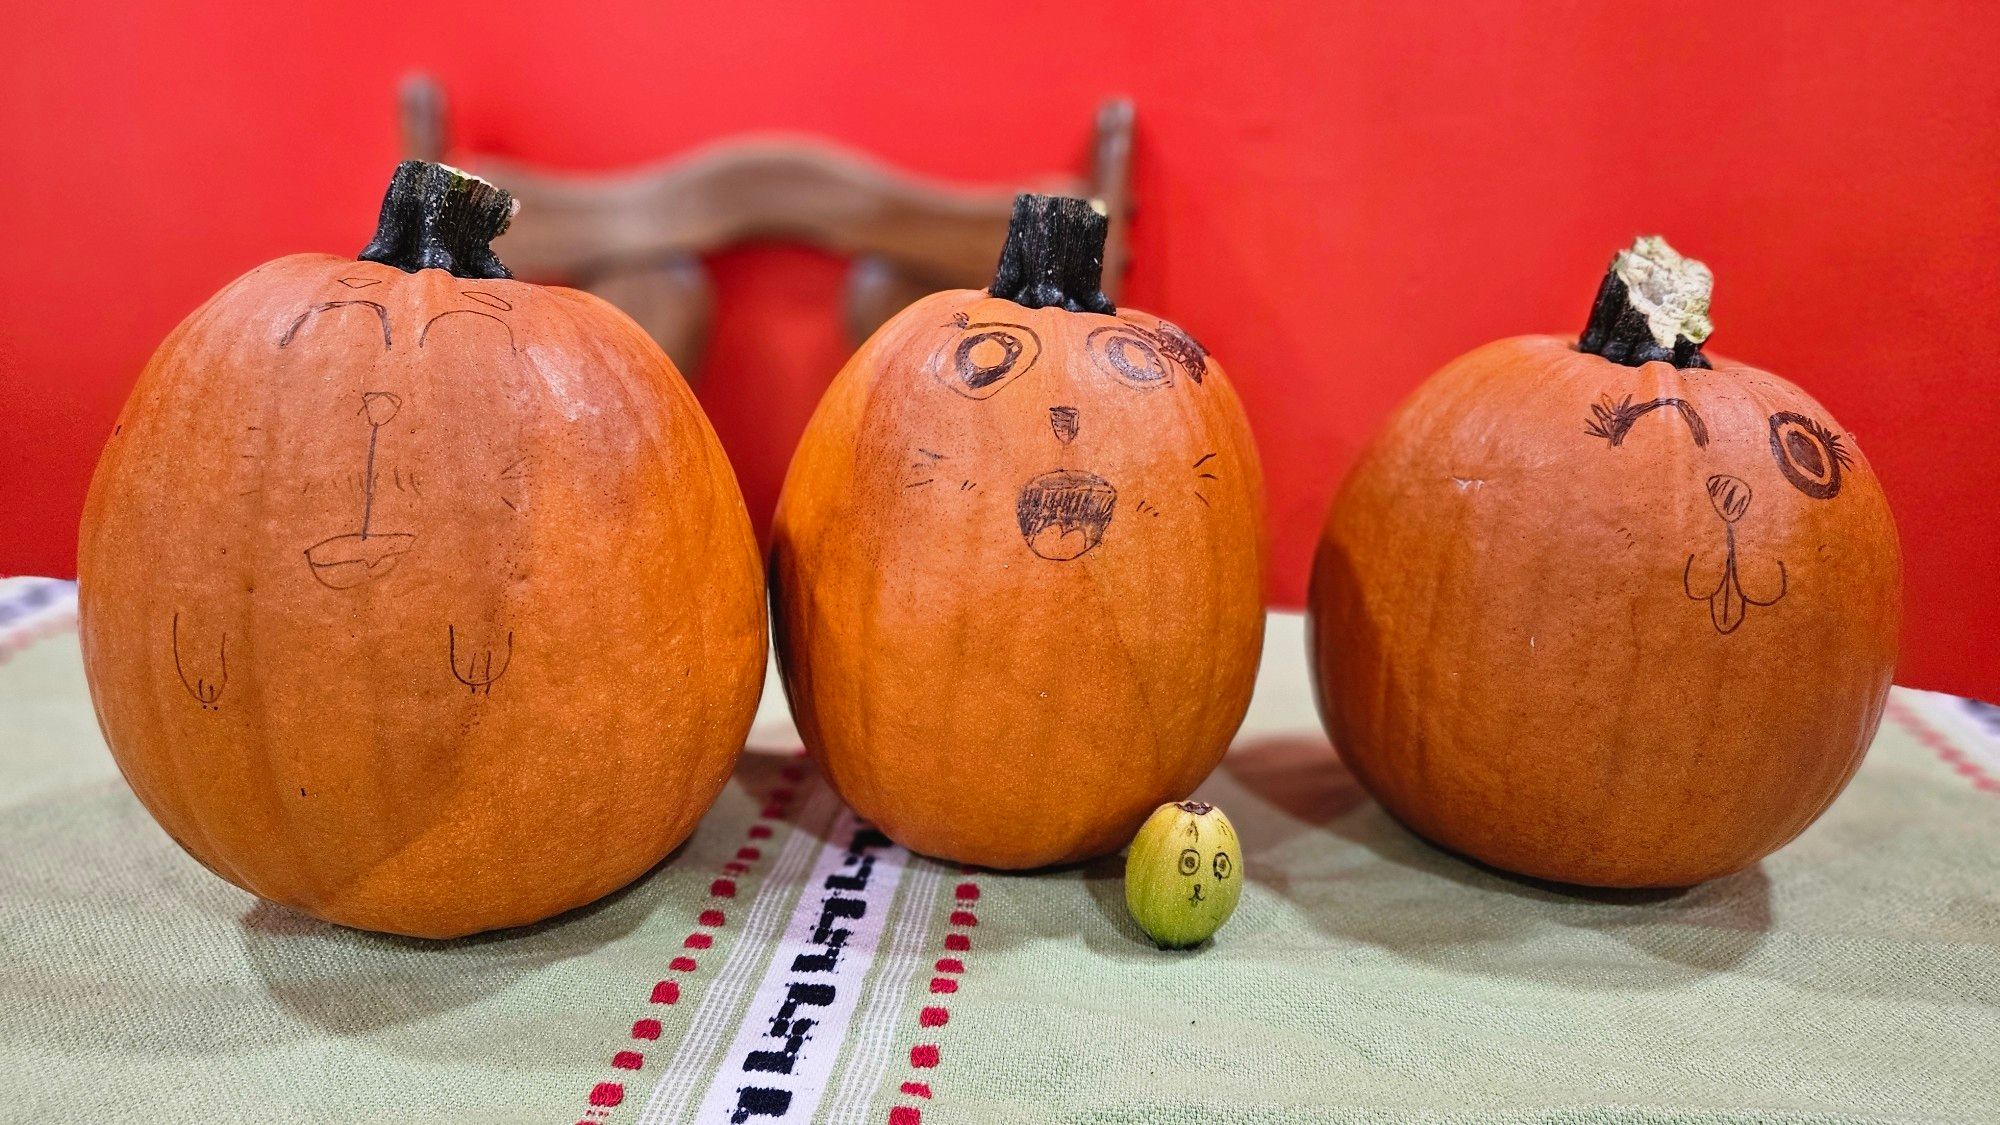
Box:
[399,75,1135,380]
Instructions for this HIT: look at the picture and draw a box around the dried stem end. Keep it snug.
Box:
[1579,236,1713,369]
[988,194,1116,314]
[357,160,515,280]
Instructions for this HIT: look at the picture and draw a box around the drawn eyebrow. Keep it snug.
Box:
[420,308,516,351]
[279,300,392,349]
[1585,394,1709,448]
[462,291,512,311]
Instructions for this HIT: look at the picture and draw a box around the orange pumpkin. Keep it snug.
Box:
[771,195,1266,868]
[77,162,766,937]
[1309,237,1901,887]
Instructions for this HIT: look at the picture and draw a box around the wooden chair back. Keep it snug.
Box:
[399,75,1135,380]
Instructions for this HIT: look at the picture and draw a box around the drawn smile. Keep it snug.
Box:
[1016,469,1117,562]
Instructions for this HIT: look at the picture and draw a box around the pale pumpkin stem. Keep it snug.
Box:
[1578,236,1714,369]
[988,194,1116,314]
[358,160,516,280]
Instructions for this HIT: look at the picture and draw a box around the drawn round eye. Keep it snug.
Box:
[1088,325,1171,389]
[957,331,1023,388]
[1212,852,1232,880]
[1178,848,1200,876]
[1768,411,1849,500]
[933,317,1042,399]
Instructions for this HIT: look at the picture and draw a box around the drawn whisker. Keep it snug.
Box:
[1193,452,1216,468]
[905,479,935,488]
[1197,472,1219,481]
[915,449,945,461]
[501,497,519,511]
[1193,492,1211,507]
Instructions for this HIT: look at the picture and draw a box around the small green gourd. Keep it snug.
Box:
[1124,801,1242,949]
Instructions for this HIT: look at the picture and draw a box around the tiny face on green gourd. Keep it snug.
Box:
[1124,800,1242,949]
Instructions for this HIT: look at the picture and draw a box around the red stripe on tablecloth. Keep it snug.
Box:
[566,762,810,1124]
[885,876,982,1124]
[1887,696,2000,795]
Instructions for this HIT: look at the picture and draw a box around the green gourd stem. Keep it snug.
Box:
[1578,235,1714,370]
[988,193,1116,314]
[358,161,515,280]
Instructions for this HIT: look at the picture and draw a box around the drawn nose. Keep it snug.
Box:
[1705,474,1752,523]
[1050,405,1079,445]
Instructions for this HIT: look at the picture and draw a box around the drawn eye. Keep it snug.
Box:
[934,315,1042,399]
[1178,849,1200,876]
[1212,853,1231,880]
[958,332,1023,388]
[1768,411,1851,500]
[1088,325,1171,389]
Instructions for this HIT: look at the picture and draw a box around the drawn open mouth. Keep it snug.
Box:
[1016,470,1116,562]
[304,532,417,589]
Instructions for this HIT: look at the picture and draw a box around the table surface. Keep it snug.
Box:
[2,577,1997,1125]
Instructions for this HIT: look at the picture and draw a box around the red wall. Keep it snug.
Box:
[4,3,1996,700]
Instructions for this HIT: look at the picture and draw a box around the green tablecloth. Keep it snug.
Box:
[2,577,1996,1123]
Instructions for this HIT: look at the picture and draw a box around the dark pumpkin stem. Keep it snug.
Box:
[988,194,1115,314]
[358,160,514,280]
[1578,236,1713,370]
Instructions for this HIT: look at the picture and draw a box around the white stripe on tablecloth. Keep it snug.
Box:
[1902,687,2000,773]
[637,786,840,1125]
[820,857,945,1125]
[684,808,909,1124]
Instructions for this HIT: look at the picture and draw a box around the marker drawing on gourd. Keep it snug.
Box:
[771,192,1266,869]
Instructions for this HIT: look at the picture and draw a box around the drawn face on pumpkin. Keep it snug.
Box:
[262,267,529,694]
[276,272,528,592]
[909,306,1221,563]
[1585,385,1855,635]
